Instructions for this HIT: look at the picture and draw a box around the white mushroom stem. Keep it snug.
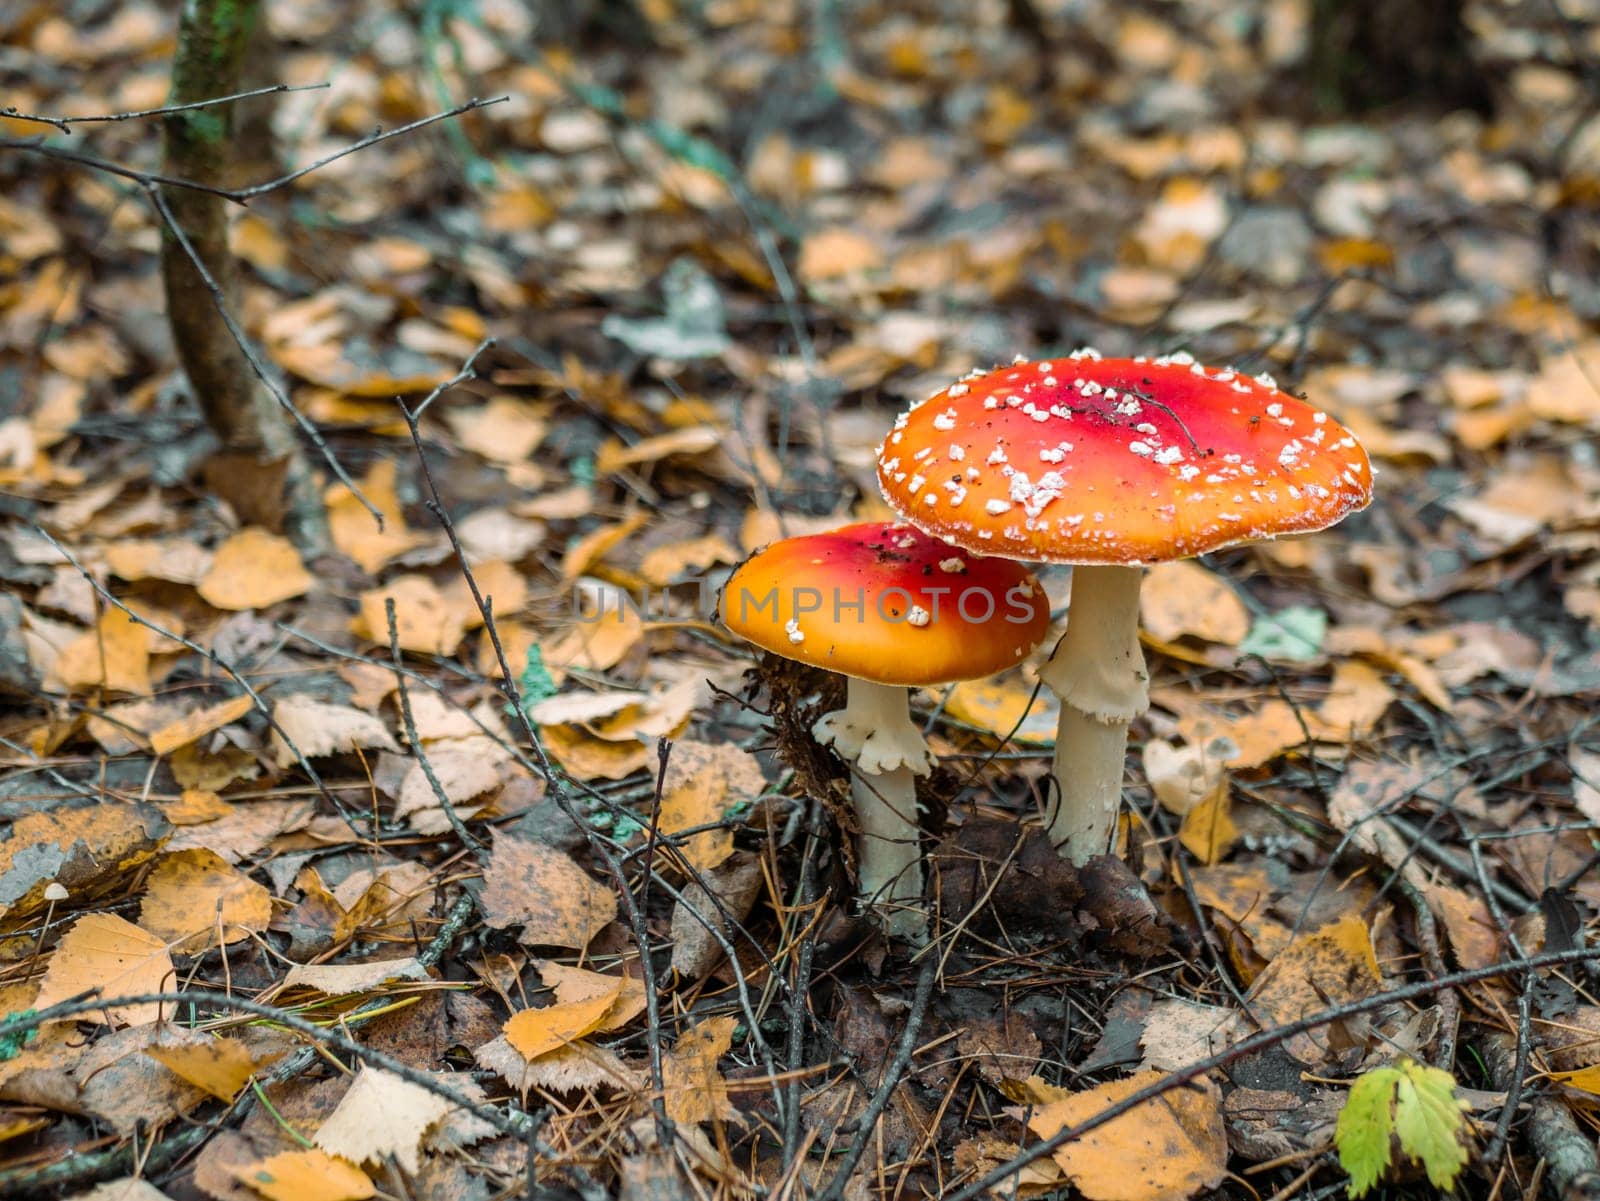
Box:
[813,678,934,940]
[1036,564,1150,864]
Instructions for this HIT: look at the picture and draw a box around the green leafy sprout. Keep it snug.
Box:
[1336,1058,1472,1197]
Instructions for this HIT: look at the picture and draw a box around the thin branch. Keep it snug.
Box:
[2,83,329,134]
[0,96,508,205]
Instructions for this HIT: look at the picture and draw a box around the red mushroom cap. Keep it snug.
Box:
[719,521,1051,687]
[876,352,1374,565]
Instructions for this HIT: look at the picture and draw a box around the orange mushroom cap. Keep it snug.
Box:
[720,522,1051,687]
[877,352,1374,566]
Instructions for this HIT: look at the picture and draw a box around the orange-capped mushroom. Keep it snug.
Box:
[877,352,1374,862]
[721,521,1051,938]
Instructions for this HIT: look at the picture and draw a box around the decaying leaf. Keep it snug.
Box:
[196,528,313,610]
[36,913,175,1028]
[1026,1071,1228,1201]
[479,833,616,950]
[138,849,272,953]
[270,695,400,767]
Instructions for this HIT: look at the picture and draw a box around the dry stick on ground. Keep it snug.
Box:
[943,947,1600,1201]
[30,525,366,837]
[816,952,940,1201]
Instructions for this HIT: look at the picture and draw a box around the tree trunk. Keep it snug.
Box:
[161,0,328,553]
[1306,0,1489,115]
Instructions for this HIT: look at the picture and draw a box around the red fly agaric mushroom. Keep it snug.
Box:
[876,350,1374,863]
[720,521,1051,939]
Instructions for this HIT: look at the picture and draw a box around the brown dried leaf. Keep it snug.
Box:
[479,833,616,950]
[196,528,312,611]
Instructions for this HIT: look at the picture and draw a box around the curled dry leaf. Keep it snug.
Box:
[1026,1071,1228,1201]
[352,575,472,656]
[138,848,273,954]
[270,695,399,767]
[479,833,617,950]
[196,528,313,611]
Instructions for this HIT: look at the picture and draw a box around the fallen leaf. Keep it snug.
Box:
[479,833,617,949]
[36,913,175,1028]
[326,460,429,574]
[0,800,168,921]
[231,1149,374,1201]
[313,1066,452,1175]
[138,849,273,953]
[657,739,765,873]
[663,1015,740,1125]
[352,575,470,656]
[280,958,429,996]
[1178,778,1237,865]
[938,675,1059,745]
[1026,1071,1228,1201]
[1141,560,1249,646]
[503,980,621,1061]
[474,1034,642,1097]
[270,695,400,767]
[196,529,313,610]
[149,694,255,757]
[447,397,548,464]
[1247,914,1382,1064]
[53,610,151,695]
[798,228,883,282]
[146,1036,277,1102]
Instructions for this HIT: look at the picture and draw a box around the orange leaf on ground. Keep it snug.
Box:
[146,1035,278,1101]
[1245,913,1382,1064]
[656,739,765,873]
[1141,560,1249,646]
[231,1149,374,1201]
[36,913,174,1027]
[352,575,470,656]
[138,849,272,953]
[1026,1070,1227,1201]
[196,528,313,610]
[149,694,255,756]
[663,1015,740,1126]
[54,610,151,695]
[504,980,622,1061]
[326,459,429,574]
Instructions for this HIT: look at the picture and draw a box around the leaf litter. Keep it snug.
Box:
[2,1,1600,1199]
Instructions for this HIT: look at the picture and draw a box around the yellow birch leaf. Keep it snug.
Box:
[230,1149,374,1201]
[197,529,313,610]
[149,694,255,756]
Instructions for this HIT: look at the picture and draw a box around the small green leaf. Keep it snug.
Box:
[1239,605,1327,662]
[1336,1059,1471,1198]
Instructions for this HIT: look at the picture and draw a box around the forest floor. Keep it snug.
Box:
[2,1,1600,1199]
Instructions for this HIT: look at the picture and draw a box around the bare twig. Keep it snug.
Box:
[385,596,485,853]
[817,953,940,1201]
[1,83,328,134]
[0,97,508,205]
